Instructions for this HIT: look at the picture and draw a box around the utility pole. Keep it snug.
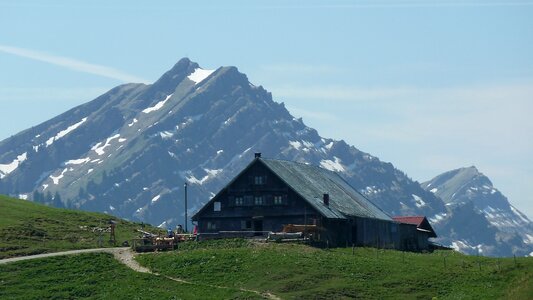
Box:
[184,182,188,232]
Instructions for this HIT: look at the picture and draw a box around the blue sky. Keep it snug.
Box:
[1,0,532,218]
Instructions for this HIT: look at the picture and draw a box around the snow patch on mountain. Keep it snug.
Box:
[0,152,27,178]
[361,186,384,196]
[412,194,426,208]
[159,131,174,139]
[179,115,203,129]
[65,157,90,165]
[510,205,530,224]
[289,140,302,150]
[92,134,121,155]
[187,68,215,84]
[45,117,87,147]
[320,157,345,172]
[50,168,68,185]
[184,168,222,185]
[524,234,533,245]
[429,212,447,224]
[128,118,138,127]
[451,240,483,254]
[151,194,161,204]
[142,94,173,114]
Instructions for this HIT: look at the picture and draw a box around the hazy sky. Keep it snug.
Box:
[1,0,532,218]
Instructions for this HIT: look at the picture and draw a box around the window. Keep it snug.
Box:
[241,220,252,230]
[213,201,221,211]
[207,221,217,230]
[254,175,265,185]
[254,196,264,205]
[274,195,283,205]
[235,196,244,206]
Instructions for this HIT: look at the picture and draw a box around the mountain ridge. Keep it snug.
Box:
[0,58,531,257]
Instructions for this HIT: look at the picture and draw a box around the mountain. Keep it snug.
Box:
[422,167,533,257]
[0,58,529,256]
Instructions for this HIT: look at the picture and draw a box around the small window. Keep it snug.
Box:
[254,175,265,185]
[207,221,217,230]
[254,196,264,206]
[213,201,221,212]
[235,196,244,206]
[274,195,283,205]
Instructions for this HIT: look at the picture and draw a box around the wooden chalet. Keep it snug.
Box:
[192,154,435,250]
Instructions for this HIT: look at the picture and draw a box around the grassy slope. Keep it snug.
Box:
[0,252,258,300]
[0,194,162,259]
[138,239,533,300]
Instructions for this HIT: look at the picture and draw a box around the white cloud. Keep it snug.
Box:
[0,45,149,83]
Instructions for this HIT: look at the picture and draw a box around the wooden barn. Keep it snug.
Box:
[192,154,435,250]
[392,216,437,250]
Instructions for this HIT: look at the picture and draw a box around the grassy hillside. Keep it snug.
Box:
[0,252,258,299]
[0,194,162,259]
[138,239,533,299]
[2,195,531,299]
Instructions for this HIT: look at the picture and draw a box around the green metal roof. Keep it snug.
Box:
[260,158,392,221]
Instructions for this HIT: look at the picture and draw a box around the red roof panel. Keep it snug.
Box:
[392,216,426,227]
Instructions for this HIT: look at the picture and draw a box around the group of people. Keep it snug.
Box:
[167,224,186,238]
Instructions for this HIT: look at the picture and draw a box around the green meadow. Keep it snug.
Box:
[0,194,161,259]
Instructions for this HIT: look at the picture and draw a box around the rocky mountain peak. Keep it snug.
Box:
[422,166,532,256]
[149,57,200,95]
[1,59,531,257]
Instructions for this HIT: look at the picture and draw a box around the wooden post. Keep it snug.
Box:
[184,182,188,233]
[304,205,307,240]
[352,243,355,255]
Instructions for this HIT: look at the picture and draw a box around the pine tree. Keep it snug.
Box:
[45,191,53,206]
[53,191,63,208]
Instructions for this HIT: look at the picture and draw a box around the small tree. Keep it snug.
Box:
[53,191,63,208]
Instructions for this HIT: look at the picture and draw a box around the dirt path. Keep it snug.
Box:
[0,247,281,299]
[0,248,128,265]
